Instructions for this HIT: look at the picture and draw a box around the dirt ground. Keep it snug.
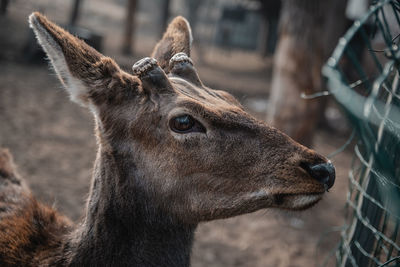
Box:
[0,1,352,266]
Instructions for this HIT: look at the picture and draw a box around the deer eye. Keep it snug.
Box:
[169,115,205,134]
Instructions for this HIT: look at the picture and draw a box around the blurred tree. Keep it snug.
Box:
[259,0,282,56]
[160,0,171,37]
[1,0,9,15]
[186,0,202,32]
[69,0,82,26]
[267,0,348,146]
[122,0,137,54]
[186,0,205,61]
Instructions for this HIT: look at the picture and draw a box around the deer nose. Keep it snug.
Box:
[301,162,335,190]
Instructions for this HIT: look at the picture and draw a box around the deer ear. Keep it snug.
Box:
[29,12,127,107]
[151,16,193,72]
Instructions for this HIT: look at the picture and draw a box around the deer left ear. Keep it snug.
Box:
[151,16,193,73]
[29,12,136,108]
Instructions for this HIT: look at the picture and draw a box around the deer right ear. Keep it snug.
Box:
[29,12,136,107]
[151,16,193,72]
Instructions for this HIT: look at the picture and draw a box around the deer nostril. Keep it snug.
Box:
[300,162,335,190]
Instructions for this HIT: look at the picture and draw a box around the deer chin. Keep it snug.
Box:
[273,192,324,210]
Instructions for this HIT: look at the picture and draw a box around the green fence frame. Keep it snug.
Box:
[323,0,400,266]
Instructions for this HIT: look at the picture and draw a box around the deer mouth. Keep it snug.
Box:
[273,192,324,210]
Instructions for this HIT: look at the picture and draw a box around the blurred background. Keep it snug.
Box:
[0,0,387,266]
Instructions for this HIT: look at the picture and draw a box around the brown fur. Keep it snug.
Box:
[0,149,29,220]
[0,12,335,266]
[0,198,71,266]
[0,149,21,184]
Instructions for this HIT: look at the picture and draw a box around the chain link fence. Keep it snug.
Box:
[323,0,400,266]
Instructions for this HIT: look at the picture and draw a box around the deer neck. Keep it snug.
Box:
[67,144,196,267]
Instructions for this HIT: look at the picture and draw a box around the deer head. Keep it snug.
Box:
[29,13,335,225]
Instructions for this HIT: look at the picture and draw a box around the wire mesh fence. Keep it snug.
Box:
[322,0,400,266]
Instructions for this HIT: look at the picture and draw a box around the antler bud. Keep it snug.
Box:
[169,53,203,86]
[132,57,173,93]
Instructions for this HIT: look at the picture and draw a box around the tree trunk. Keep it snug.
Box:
[1,0,10,15]
[122,0,137,55]
[259,0,282,57]
[160,0,171,38]
[69,0,82,26]
[267,0,347,147]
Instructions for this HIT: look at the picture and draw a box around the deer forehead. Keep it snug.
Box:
[168,78,242,113]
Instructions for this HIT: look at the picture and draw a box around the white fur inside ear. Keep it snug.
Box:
[181,17,193,49]
[28,14,88,107]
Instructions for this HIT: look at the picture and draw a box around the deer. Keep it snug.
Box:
[0,12,335,266]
